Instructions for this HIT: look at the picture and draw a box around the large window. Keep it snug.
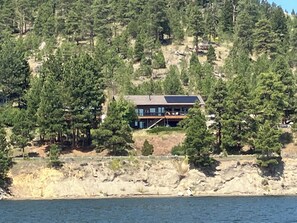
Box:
[137,108,144,116]
[149,108,156,115]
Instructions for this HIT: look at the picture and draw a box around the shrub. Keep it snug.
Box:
[152,51,166,69]
[171,144,185,156]
[148,126,184,134]
[141,139,154,156]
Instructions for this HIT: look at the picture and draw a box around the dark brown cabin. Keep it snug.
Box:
[116,95,205,129]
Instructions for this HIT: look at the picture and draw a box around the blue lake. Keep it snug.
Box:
[1,196,297,223]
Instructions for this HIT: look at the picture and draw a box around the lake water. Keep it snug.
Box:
[1,196,297,223]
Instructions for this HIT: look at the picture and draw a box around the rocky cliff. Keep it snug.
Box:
[7,156,297,199]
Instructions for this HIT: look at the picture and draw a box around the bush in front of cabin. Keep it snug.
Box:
[141,139,154,156]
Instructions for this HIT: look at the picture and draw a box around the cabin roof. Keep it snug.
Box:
[115,95,205,106]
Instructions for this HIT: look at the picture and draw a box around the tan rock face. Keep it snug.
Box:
[8,157,297,199]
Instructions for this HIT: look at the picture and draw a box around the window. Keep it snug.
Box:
[138,109,144,116]
[149,108,156,115]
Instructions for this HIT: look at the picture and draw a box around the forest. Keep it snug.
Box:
[0,0,297,184]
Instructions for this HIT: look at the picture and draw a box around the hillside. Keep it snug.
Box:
[1,0,297,195]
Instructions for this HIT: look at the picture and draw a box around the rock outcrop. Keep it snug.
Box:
[8,157,297,199]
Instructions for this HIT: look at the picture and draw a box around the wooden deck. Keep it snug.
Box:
[138,115,187,120]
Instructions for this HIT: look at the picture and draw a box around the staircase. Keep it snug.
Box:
[146,117,165,130]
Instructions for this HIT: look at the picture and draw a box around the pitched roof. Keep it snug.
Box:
[115,95,205,106]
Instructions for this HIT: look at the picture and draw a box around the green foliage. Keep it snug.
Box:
[255,121,282,168]
[163,65,183,95]
[11,109,33,158]
[206,45,216,64]
[171,144,185,156]
[37,74,65,141]
[0,126,12,187]
[141,139,154,156]
[187,4,204,48]
[48,144,62,168]
[112,97,137,124]
[207,79,228,153]
[0,37,30,104]
[109,158,122,171]
[92,101,134,156]
[253,19,279,57]
[252,72,285,125]
[222,74,251,154]
[134,35,144,62]
[182,104,214,167]
[152,51,166,69]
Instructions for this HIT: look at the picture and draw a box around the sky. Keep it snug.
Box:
[267,0,297,13]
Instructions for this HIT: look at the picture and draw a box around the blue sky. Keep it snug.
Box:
[267,0,297,13]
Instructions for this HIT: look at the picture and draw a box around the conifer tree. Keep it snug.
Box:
[182,104,214,167]
[37,74,65,142]
[253,19,278,57]
[207,45,216,64]
[255,121,282,168]
[252,72,285,125]
[271,57,296,113]
[92,101,133,156]
[187,4,204,49]
[134,35,144,62]
[207,79,228,153]
[11,109,33,158]
[163,65,183,95]
[222,74,251,153]
[0,38,30,105]
[0,125,12,187]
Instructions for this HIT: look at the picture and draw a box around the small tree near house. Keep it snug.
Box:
[48,144,62,168]
[141,139,154,156]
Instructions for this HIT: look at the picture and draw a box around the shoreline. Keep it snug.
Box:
[6,192,297,201]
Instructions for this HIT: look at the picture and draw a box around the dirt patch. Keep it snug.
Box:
[133,130,185,155]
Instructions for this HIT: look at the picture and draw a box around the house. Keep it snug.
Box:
[118,95,205,129]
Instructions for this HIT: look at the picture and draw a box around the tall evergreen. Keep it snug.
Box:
[163,65,183,95]
[37,74,65,142]
[182,103,214,167]
[207,79,228,153]
[255,120,282,168]
[253,19,278,57]
[222,74,251,153]
[92,101,133,155]
[187,4,204,49]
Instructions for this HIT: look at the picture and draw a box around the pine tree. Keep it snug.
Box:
[37,74,65,142]
[163,65,183,95]
[92,101,133,156]
[11,109,33,158]
[253,19,278,57]
[0,126,12,187]
[48,144,62,168]
[207,79,228,153]
[182,104,214,167]
[207,45,216,64]
[188,53,203,92]
[255,121,282,168]
[234,6,254,53]
[0,38,30,105]
[63,53,105,146]
[134,35,144,62]
[222,74,251,154]
[271,57,296,114]
[187,4,204,49]
[252,72,285,125]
